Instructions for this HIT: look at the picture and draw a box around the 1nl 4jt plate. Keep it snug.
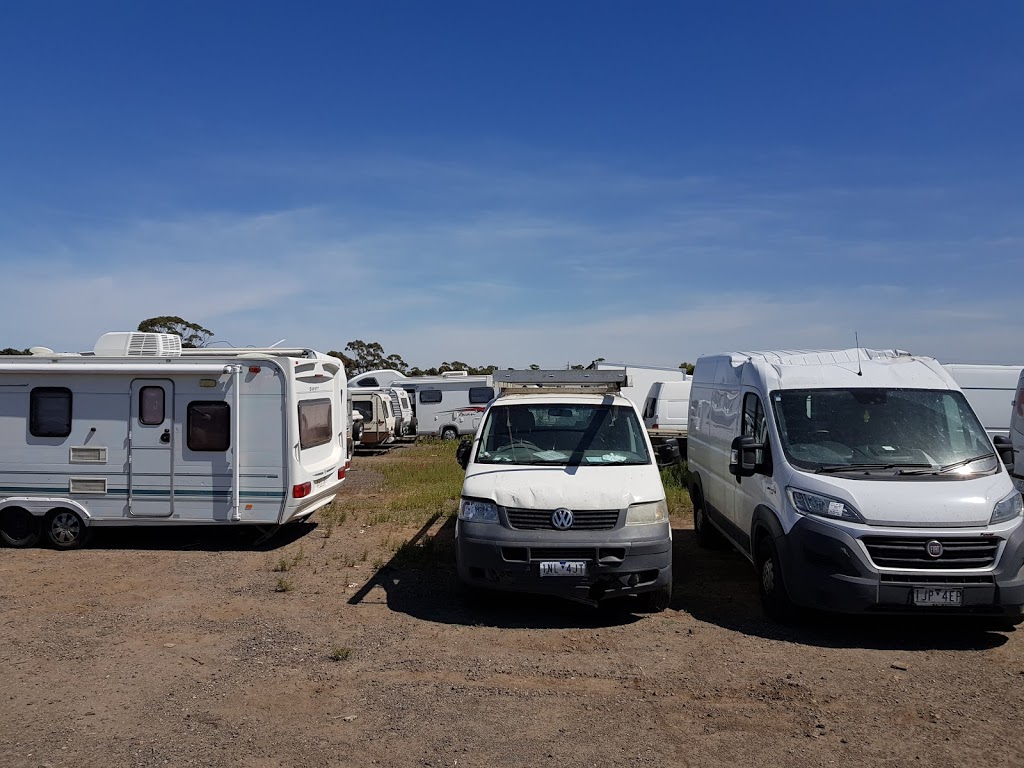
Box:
[539,561,588,577]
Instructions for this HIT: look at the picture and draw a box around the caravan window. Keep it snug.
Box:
[357,378,379,387]
[139,387,165,425]
[469,387,494,404]
[420,389,442,404]
[187,401,231,451]
[30,387,72,438]
[299,398,333,450]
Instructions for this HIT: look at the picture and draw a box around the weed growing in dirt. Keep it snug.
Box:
[660,462,693,520]
[274,577,293,593]
[329,646,352,662]
[273,558,291,573]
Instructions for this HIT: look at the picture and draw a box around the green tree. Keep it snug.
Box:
[340,340,409,376]
[679,361,695,374]
[0,347,30,355]
[138,316,213,348]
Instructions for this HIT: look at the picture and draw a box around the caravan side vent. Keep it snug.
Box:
[69,477,108,494]
[70,447,107,464]
[93,332,183,357]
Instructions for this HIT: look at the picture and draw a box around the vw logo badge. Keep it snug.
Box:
[926,540,944,558]
[551,508,574,530]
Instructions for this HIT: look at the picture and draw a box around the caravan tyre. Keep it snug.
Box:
[45,509,87,550]
[440,426,459,441]
[0,507,41,548]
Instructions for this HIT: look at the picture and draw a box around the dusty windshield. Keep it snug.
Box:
[476,403,651,466]
[772,388,997,476]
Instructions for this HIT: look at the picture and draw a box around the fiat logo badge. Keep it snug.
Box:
[551,508,574,530]
[926,540,944,558]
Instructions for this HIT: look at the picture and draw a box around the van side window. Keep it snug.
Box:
[187,401,231,451]
[420,390,442,404]
[742,393,769,444]
[469,387,494,404]
[139,386,165,425]
[30,387,72,437]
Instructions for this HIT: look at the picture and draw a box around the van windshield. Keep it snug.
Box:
[476,403,651,466]
[772,388,997,476]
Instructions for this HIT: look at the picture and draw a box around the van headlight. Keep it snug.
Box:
[991,491,1024,525]
[626,499,668,526]
[787,487,864,523]
[458,498,499,523]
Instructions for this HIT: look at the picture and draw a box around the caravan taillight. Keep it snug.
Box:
[292,482,311,498]
[338,467,346,480]
[249,366,261,374]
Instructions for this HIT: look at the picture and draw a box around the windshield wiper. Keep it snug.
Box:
[897,453,996,476]
[815,462,930,474]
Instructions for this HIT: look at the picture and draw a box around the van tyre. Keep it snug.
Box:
[0,507,41,548]
[45,509,87,550]
[692,492,722,548]
[440,427,459,441]
[756,535,797,622]
[640,583,672,613]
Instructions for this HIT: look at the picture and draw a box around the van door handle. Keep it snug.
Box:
[160,429,171,444]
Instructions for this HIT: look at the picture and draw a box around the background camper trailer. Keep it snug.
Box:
[0,332,350,549]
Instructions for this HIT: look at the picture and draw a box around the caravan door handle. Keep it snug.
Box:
[160,429,171,444]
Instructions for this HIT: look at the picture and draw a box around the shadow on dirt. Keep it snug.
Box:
[348,515,644,630]
[351,515,1012,647]
[672,528,1012,651]
[84,521,319,552]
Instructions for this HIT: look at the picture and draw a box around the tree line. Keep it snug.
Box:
[1,315,696,373]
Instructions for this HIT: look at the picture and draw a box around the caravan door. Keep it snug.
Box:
[129,379,174,517]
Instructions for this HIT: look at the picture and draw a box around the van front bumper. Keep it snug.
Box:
[456,519,672,601]
[779,515,1024,617]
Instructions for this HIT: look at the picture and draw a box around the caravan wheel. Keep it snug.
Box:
[0,507,41,548]
[440,427,459,440]
[45,509,88,550]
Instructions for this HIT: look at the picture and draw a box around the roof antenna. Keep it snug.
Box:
[855,332,863,376]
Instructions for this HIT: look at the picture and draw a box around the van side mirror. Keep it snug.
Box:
[993,435,1015,467]
[456,438,472,470]
[729,435,764,479]
[656,442,680,466]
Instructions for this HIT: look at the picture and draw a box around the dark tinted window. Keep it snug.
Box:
[299,398,332,450]
[139,386,165,425]
[420,389,442,404]
[30,387,72,437]
[187,401,230,451]
[357,378,378,387]
[469,386,494,404]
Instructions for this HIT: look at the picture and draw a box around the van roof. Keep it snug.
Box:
[694,348,956,391]
[494,392,634,408]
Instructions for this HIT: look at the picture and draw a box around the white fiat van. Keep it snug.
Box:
[1009,371,1024,495]
[454,370,677,610]
[687,349,1024,622]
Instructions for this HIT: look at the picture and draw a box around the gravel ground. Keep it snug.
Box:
[3,457,1024,768]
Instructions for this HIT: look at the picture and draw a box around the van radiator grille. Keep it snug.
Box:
[504,507,620,531]
[862,537,999,569]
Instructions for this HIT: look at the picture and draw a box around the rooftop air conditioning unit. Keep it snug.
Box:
[93,332,183,357]
[440,370,469,378]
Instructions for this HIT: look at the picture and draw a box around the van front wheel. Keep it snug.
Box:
[692,493,722,548]
[756,535,797,622]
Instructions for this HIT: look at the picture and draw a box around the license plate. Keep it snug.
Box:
[913,588,963,607]
[539,561,588,577]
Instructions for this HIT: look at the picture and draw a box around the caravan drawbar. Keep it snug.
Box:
[0,332,350,549]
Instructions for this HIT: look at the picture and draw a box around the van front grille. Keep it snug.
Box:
[504,507,620,531]
[862,537,999,570]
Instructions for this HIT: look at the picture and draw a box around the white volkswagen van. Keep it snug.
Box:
[454,370,677,610]
[687,349,1024,622]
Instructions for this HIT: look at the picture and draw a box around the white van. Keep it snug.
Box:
[942,364,1023,440]
[687,349,1024,622]
[454,370,678,610]
[642,380,692,438]
[1009,371,1024,495]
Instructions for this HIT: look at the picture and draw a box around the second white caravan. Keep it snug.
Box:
[687,348,1024,623]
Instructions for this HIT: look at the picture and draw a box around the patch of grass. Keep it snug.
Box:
[274,577,293,593]
[273,558,291,573]
[661,462,693,521]
[329,646,352,662]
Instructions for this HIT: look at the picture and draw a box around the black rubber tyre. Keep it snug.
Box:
[0,507,41,548]
[756,535,798,622]
[45,509,88,550]
[692,490,723,548]
[640,583,672,613]
[440,426,459,441]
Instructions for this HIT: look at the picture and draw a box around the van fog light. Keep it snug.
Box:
[626,500,668,525]
[991,491,1024,525]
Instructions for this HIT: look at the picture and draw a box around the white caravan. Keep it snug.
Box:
[350,370,496,439]
[942,363,1023,439]
[590,362,687,408]
[687,349,1024,623]
[350,391,396,446]
[0,332,350,549]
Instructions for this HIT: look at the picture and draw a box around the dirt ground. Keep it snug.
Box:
[3,449,1024,768]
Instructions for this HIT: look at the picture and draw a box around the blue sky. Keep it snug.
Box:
[1,2,1022,367]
